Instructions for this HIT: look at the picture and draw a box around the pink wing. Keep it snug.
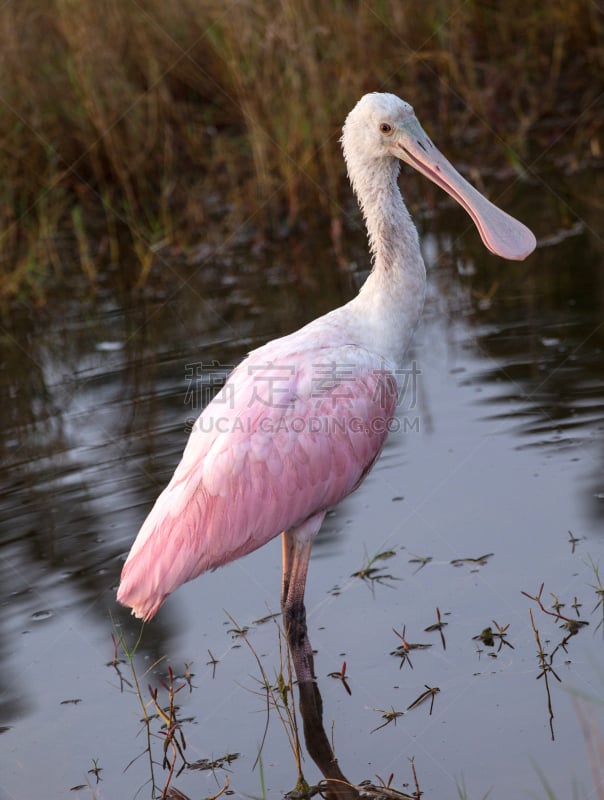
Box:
[117,344,398,620]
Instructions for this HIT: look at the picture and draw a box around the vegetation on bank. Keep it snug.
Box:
[0,0,602,304]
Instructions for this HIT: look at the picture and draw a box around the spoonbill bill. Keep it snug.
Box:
[117,93,535,682]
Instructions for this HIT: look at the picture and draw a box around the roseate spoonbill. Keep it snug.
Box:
[117,93,535,682]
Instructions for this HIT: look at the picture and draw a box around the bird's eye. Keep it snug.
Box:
[379,122,393,135]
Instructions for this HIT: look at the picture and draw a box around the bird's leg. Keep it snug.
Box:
[282,517,358,799]
[281,531,294,615]
[282,530,315,683]
[281,513,324,685]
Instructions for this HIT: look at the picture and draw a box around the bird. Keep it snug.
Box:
[117,93,536,683]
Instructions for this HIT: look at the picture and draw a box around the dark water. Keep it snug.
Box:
[1,166,603,800]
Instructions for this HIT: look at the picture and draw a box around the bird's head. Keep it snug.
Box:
[341,92,536,261]
[342,92,416,160]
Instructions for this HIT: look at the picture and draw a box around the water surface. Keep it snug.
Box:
[1,167,603,799]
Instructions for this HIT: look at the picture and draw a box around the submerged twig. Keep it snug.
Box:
[407,553,432,574]
[206,650,219,679]
[528,608,556,741]
[450,553,493,568]
[567,530,580,554]
[406,685,440,716]
[370,707,405,733]
[390,625,432,670]
[424,607,447,650]
[148,666,189,792]
[327,661,352,695]
[357,756,422,798]
[522,582,589,654]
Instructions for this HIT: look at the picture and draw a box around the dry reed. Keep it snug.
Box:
[0,0,601,304]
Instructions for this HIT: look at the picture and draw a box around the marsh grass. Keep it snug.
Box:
[224,611,308,793]
[0,0,602,303]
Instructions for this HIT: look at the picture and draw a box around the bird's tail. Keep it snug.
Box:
[116,492,211,621]
[116,555,168,621]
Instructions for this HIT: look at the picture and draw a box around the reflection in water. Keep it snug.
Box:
[1,170,603,797]
[424,166,604,526]
[297,678,359,799]
[0,256,350,737]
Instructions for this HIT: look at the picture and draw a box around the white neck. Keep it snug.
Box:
[346,154,427,368]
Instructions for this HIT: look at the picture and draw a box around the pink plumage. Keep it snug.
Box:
[117,341,398,620]
[117,94,535,677]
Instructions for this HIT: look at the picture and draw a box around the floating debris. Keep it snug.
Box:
[327,661,352,695]
[406,685,440,716]
[390,625,432,669]
[424,608,448,650]
[252,612,280,625]
[472,621,514,652]
[188,753,240,771]
[30,609,54,621]
[370,706,405,733]
[408,553,432,573]
[450,553,493,568]
[352,550,400,589]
